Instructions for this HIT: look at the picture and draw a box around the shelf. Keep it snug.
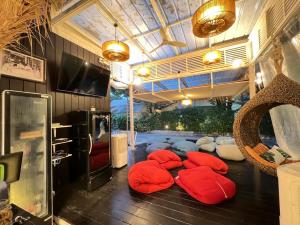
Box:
[52,125,72,129]
[52,139,73,146]
[52,154,72,166]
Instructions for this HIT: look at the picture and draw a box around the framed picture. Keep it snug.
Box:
[0,49,45,82]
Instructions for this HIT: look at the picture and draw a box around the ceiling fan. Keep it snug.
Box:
[150,28,187,53]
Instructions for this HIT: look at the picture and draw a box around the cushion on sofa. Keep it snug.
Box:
[175,166,236,204]
[147,150,182,169]
[128,160,174,194]
[146,142,171,153]
[216,144,245,161]
[186,152,229,174]
[172,141,199,156]
[199,142,216,152]
[260,145,291,164]
[196,136,214,146]
[215,136,235,145]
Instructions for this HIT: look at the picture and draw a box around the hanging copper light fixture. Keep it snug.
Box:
[192,0,236,38]
[102,23,130,62]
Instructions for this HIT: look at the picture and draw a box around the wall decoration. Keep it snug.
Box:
[0,0,63,50]
[0,49,45,82]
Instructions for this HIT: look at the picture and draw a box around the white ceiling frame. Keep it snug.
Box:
[65,20,102,47]
[51,0,154,62]
[132,38,248,69]
[130,16,193,41]
[149,0,180,55]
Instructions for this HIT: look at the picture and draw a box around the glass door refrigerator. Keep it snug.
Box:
[69,111,112,191]
[1,90,52,221]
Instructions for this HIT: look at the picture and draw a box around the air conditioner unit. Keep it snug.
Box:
[277,162,300,225]
[111,134,128,168]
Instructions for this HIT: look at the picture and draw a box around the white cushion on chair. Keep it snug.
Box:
[216,144,245,161]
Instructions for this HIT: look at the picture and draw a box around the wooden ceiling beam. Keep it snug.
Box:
[130,16,192,41]
[51,0,95,25]
[149,0,179,55]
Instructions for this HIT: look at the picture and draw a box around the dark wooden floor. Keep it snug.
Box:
[55,150,279,225]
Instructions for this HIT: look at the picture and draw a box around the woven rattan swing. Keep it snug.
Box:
[233,41,300,176]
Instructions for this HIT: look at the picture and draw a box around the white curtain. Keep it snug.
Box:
[259,33,300,159]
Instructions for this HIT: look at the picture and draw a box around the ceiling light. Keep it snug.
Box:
[133,77,142,86]
[137,66,150,77]
[137,52,150,77]
[232,59,244,68]
[102,23,130,62]
[182,99,192,106]
[192,0,236,38]
[203,50,221,65]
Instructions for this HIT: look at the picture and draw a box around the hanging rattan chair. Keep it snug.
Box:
[233,43,300,176]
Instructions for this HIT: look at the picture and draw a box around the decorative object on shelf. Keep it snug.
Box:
[0,49,45,82]
[102,23,130,62]
[203,50,221,65]
[192,0,236,38]
[136,52,150,78]
[0,0,63,50]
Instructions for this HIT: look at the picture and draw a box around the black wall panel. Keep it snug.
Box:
[0,33,110,121]
[0,32,110,194]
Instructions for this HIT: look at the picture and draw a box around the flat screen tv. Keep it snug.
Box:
[57,52,110,97]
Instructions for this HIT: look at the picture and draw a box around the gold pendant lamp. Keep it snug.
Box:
[203,38,221,65]
[137,52,150,78]
[192,0,236,38]
[203,50,221,65]
[102,23,130,62]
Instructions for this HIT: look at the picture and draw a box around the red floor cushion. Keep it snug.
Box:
[128,160,174,194]
[182,160,197,169]
[175,166,236,204]
[186,152,229,174]
[147,150,182,169]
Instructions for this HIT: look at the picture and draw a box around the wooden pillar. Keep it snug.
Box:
[129,84,135,149]
[249,63,256,98]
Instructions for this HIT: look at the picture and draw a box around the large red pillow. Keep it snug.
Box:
[175,166,236,204]
[128,160,174,194]
[186,152,228,174]
[182,160,197,169]
[147,150,182,169]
